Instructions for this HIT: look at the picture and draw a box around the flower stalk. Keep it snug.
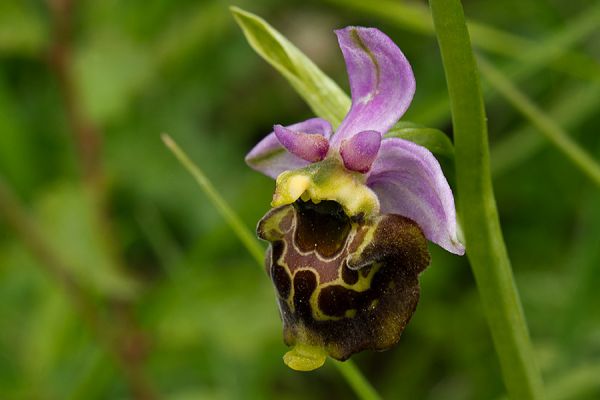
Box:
[428,0,545,398]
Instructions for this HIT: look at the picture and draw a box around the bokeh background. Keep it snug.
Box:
[1,0,599,399]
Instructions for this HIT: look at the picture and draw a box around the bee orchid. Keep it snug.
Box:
[246,26,464,371]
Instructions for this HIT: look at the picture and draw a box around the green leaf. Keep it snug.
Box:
[230,6,350,127]
[385,125,454,161]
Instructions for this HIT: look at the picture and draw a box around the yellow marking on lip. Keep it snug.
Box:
[310,262,382,321]
[266,202,388,322]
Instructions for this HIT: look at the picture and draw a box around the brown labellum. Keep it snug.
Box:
[257,200,431,365]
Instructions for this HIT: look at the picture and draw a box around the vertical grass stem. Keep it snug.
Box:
[428,0,545,398]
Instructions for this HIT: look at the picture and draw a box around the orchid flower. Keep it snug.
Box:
[246,26,465,371]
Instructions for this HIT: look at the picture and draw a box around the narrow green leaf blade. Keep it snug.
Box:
[230,6,350,127]
[385,125,454,161]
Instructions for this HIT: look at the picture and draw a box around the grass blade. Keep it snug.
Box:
[491,82,600,177]
[478,57,600,187]
[162,134,265,265]
[230,6,349,127]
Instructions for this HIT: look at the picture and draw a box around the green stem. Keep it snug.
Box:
[162,134,381,400]
[428,1,545,399]
[478,57,600,187]
[332,360,382,400]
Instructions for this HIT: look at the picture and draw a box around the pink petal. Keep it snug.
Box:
[274,125,329,163]
[330,27,415,147]
[245,118,333,179]
[367,138,464,255]
[340,130,381,173]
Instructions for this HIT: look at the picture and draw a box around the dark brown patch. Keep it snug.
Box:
[360,266,372,278]
[353,215,430,274]
[293,201,351,258]
[271,264,291,300]
[293,270,318,320]
[318,285,359,317]
[341,263,359,285]
[271,241,284,264]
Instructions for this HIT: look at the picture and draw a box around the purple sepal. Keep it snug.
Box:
[367,138,465,255]
[330,27,415,147]
[245,118,333,179]
[274,125,330,163]
[340,130,381,173]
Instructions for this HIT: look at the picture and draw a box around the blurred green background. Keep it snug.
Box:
[1,0,599,399]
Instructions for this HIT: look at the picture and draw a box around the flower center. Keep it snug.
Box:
[271,157,380,219]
